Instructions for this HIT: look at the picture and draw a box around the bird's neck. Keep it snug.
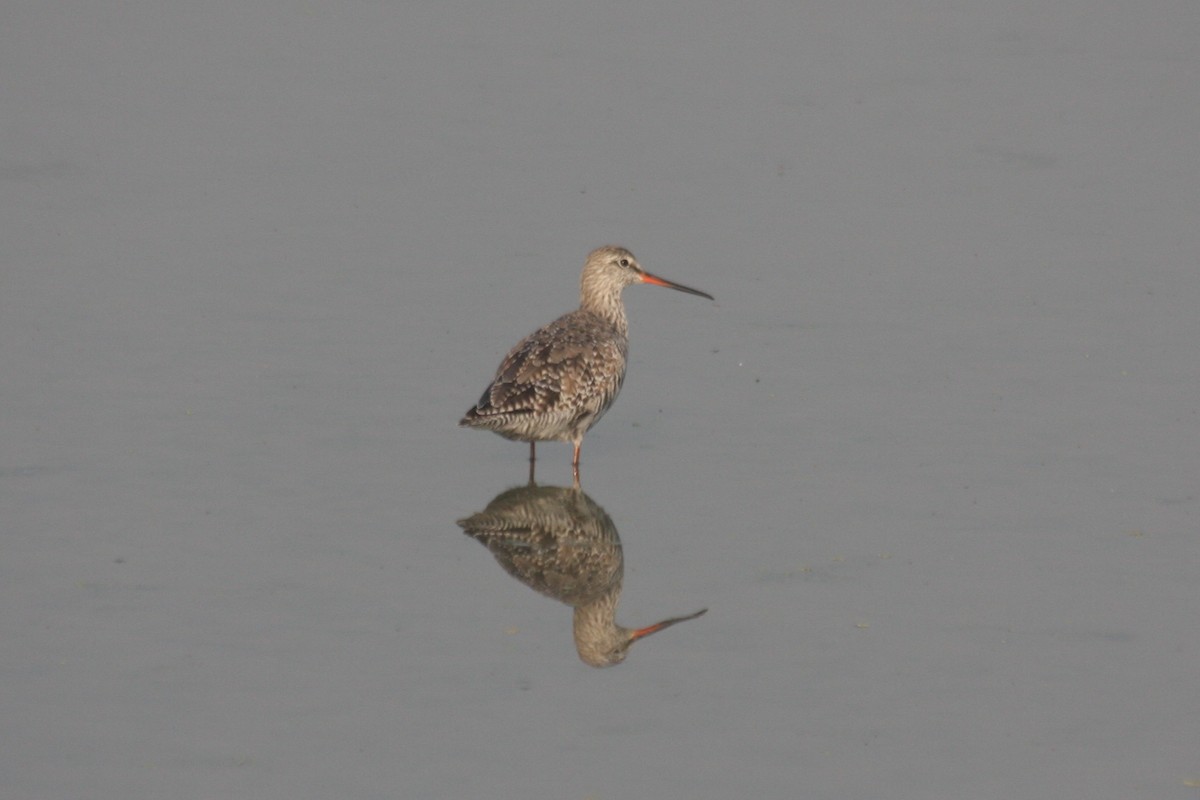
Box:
[579,283,628,336]
[572,591,623,665]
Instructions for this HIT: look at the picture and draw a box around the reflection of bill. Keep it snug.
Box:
[458,483,706,667]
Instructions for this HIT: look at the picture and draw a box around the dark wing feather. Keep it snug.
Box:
[464,312,626,421]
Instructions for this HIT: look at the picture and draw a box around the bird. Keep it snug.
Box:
[460,246,713,478]
[458,482,707,667]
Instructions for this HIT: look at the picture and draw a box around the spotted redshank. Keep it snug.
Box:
[460,246,713,477]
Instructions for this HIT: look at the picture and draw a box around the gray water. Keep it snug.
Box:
[3,2,1197,798]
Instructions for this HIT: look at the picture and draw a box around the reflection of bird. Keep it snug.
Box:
[460,246,712,478]
[458,483,706,667]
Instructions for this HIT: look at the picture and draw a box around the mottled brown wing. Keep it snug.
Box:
[469,312,627,420]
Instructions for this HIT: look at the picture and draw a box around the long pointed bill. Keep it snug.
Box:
[640,272,715,301]
[628,607,708,642]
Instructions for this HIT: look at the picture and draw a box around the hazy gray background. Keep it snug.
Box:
[2,2,1197,798]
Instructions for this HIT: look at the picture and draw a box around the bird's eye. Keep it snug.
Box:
[619,258,630,267]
